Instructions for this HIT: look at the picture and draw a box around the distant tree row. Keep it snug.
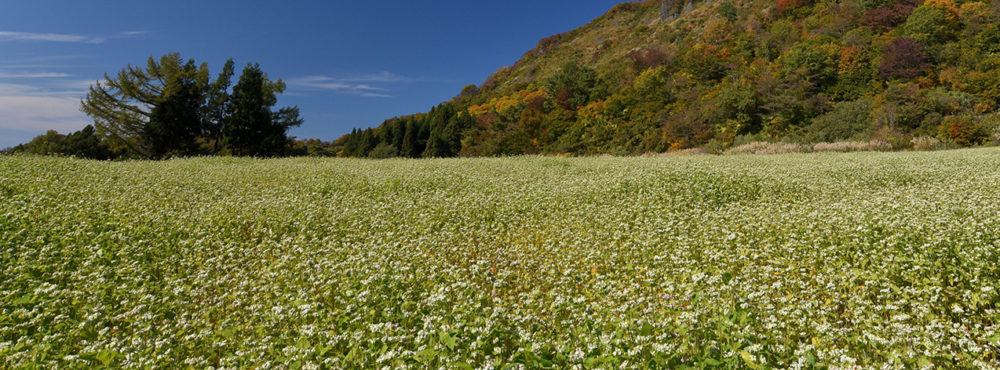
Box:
[9,53,301,159]
[330,103,474,158]
[5,126,111,159]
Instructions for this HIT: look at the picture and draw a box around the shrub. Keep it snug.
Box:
[910,136,947,151]
[626,47,671,72]
[641,147,711,157]
[872,126,911,150]
[368,143,399,159]
[939,115,989,146]
[985,114,1000,144]
[812,140,892,152]
[724,141,809,155]
[806,99,875,143]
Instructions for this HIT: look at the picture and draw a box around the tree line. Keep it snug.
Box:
[7,53,301,159]
[332,103,475,158]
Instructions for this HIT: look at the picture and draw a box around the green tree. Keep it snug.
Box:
[62,125,110,159]
[401,120,420,158]
[223,63,301,157]
[546,61,598,110]
[81,53,210,157]
[903,4,958,51]
[780,41,840,93]
[203,59,235,153]
[10,125,111,159]
[805,98,875,142]
[144,60,205,158]
[15,130,65,155]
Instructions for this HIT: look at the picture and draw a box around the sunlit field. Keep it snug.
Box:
[2,150,999,368]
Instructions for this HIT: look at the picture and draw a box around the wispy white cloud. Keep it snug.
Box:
[0,31,102,43]
[0,72,70,79]
[0,55,91,70]
[121,31,149,37]
[287,72,412,98]
[291,76,388,91]
[336,71,412,83]
[0,30,149,44]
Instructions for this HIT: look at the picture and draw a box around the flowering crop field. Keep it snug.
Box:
[2,150,1000,368]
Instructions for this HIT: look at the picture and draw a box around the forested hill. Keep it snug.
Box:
[332,0,1000,158]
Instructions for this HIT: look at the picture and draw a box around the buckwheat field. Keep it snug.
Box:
[2,150,999,368]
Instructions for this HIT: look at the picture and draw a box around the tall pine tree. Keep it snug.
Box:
[144,60,205,158]
[223,63,302,157]
[203,59,235,153]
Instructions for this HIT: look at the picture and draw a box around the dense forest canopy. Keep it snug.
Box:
[330,0,1000,158]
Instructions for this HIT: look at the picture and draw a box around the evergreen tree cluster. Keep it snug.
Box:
[10,53,302,160]
[336,103,474,158]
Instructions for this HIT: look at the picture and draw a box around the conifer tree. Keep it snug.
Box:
[401,120,420,158]
[81,53,210,157]
[144,60,205,158]
[203,59,235,152]
[223,63,301,157]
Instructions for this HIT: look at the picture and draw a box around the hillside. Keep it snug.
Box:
[331,0,1000,157]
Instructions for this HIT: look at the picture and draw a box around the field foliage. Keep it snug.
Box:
[2,151,1000,367]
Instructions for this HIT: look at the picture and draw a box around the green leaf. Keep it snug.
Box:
[740,351,761,369]
[439,331,457,350]
[96,349,116,366]
[295,338,310,350]
[986,334,1000,345]
[640,323,653,336]
[415,348,437,362]
[721,272,733,284]
[10,295,32,306]
[217,327,234,338]
[79,352,99,363]
[917,356,933,368]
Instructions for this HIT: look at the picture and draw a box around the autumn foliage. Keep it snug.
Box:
[879,37,930,80]
[863,1,920,32]
[327,0,1000,158]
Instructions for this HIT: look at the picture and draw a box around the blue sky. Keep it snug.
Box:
[0,0,624,149]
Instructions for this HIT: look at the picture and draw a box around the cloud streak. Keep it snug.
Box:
[0,30,149,44]
[0,31,101,43]
[288,73,410,98]
[0,72,71,79]
[336,71,412,83]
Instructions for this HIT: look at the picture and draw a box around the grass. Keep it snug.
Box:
[2,150,999,368]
